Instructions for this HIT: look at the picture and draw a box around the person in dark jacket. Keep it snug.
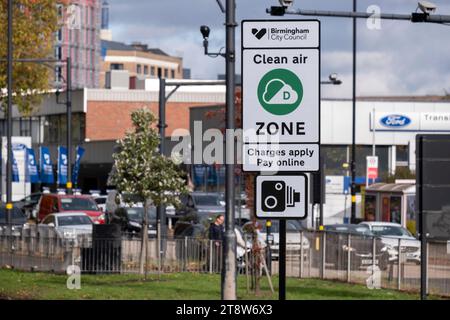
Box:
[209,214,225,243]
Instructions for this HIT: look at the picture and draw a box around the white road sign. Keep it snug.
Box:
[242,20,320,172]
[255,175,308,219]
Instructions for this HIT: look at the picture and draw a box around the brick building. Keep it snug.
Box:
[0,82,226,192]
[100,40,184,88]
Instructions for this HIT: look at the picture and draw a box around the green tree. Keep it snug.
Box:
[0,0,64,115]
[108,108,188,275]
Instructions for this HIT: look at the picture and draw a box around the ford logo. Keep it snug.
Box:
[380,115,411,128]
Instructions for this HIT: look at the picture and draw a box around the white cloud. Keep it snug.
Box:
[107,0,450,96]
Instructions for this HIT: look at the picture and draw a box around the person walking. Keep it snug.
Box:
[209,214,225,243]
[207,214,224,272]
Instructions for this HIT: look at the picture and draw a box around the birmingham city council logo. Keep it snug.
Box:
[257,68,303,116]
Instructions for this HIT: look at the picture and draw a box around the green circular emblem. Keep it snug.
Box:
[257,68,303,116]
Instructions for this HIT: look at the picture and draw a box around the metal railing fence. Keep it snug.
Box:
[1,226,449,297]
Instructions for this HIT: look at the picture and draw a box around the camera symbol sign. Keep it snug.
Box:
[256,175,307,219]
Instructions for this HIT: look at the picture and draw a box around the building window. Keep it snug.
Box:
[55,66,63,84]
[171,69,175,79]
[137,64,142,74]
[322,145,348,175]
[110,63,124,70]
[151,66,155,77]
[56,29,63,42]
[44,114,85,144]
[55,46,62,60]
[20,118,31,136]
[396,145,409,166]
[164,68,168,78]
[144,65,149,75]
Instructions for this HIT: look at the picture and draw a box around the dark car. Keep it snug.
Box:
[0,205,27,230]
[173,212,216,239]
[322,224,389,270]
[110,206,157,238]
[176,192,225,217]
[13,192,43,218]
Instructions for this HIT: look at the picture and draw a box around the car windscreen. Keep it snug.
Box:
[328,226,372,236]
[0,208,25,220]
[58,215,93,226]
[193,195,220,206]
[370,225,412,237]
[126,207,156,222]
[122,194,144,204]
[60,197,98,211]
[95,198,106,204]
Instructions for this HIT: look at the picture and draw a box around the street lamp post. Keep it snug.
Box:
[223,0,237,301]
[351,0,357,223]
[200,0,237,300]
[6,0,13,224]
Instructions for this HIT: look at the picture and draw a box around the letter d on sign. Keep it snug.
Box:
[283,91,290,100]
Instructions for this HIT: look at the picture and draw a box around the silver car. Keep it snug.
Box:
[38,212,93,244]
[359,222,421,264]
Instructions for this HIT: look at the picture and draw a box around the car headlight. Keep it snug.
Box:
[129,221,141,228]
[342,245,355,252]
[63,231,76,238]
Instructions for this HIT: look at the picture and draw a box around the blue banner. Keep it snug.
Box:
[72,146,85,185]
[57,146,68,185]
[40,146,54,184]
[12,152,19,182]
[25,148,40,183]
[192,165,206,187]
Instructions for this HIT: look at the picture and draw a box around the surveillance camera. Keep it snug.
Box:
[329,73,338,82]
[278,0,294,8]
[418,1,437,13]
[200,25,210,40]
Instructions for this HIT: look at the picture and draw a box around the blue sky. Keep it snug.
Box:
[108,0,450,98]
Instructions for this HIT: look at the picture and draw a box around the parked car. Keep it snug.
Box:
[176,192,225,217]
[35,194,104,224]
[242,220,310,260]
[111,206,157,238]
[92,195,107,213]
[13,192,43,219]
[359,221,421,264]
[324,224,390,270]
[38,212,93,244]
[105,190,157,237]
[0,205,27,235]
[173,211,216,239]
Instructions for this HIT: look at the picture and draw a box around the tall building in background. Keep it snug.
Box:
[100,0,112,41]
[55,0,101,89]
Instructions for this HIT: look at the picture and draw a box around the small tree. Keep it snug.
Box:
[108,108,188,275]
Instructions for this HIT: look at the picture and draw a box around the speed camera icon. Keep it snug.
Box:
[261,181,300,212]
[256,175,307,219]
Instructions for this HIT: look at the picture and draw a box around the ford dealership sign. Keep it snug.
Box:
[380,114,411,128]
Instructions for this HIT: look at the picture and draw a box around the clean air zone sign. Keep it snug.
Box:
[242,20,320,172]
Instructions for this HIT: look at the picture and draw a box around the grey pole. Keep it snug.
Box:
[222,0,237,300]
[6,0,13,223]
[66,57,73,194]
[350,0,357,223]
[158,77,167,245]
[418,136,427,300]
